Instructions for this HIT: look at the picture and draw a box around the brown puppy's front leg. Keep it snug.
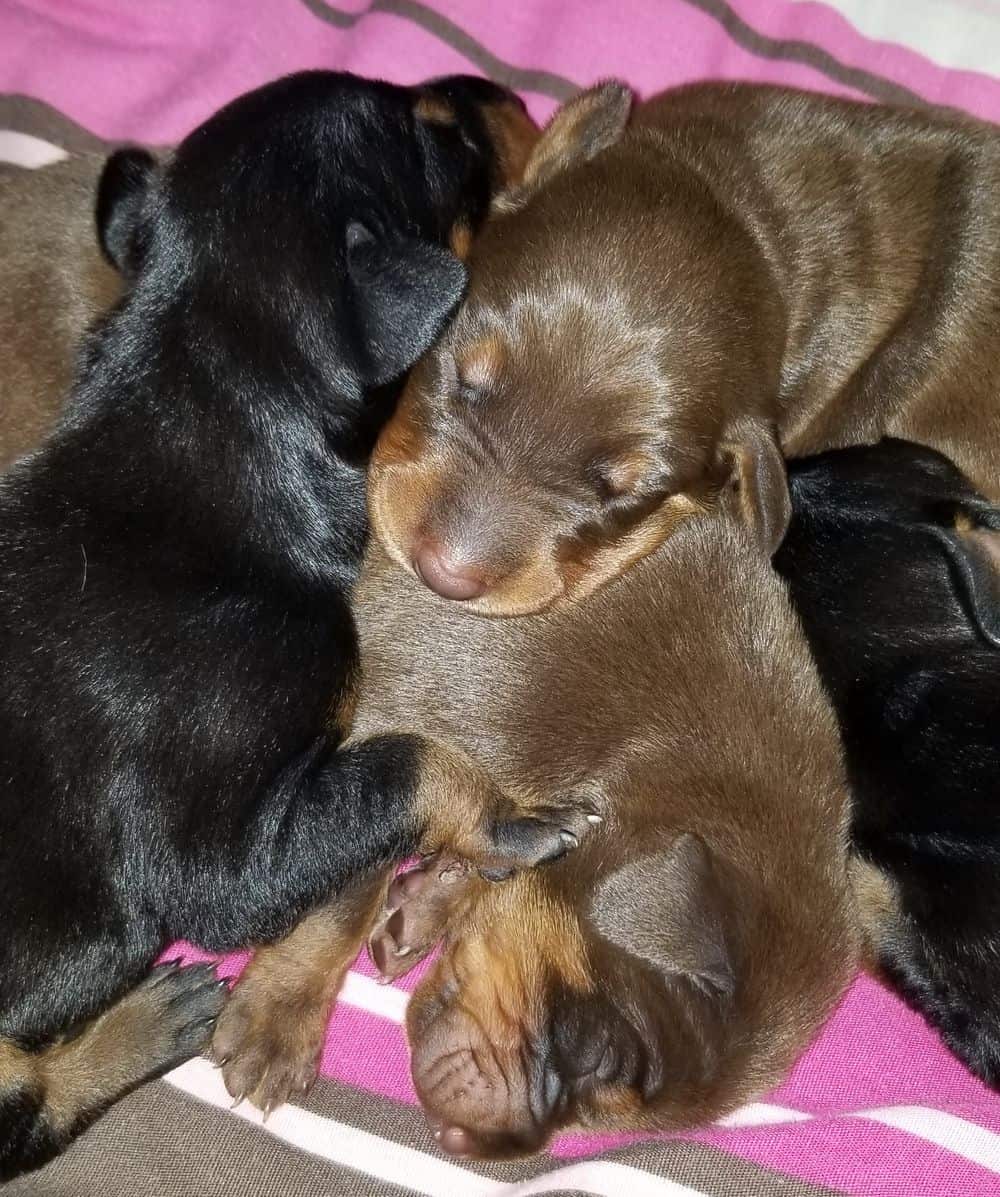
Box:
[1,962,224,1180]
[211,738,597,1113]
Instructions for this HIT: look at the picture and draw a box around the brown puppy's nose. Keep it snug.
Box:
[413,541,487,600]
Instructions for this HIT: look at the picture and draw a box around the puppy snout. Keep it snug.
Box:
[413,539,488,600]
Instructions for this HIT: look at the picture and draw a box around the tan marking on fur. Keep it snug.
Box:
[449,220,473,260]
[479,100,541,188]
[213,873,390,1111]
[849,855,903,969]
[414,95,457,126]
[554,492,704,609]
[456,336,506,392]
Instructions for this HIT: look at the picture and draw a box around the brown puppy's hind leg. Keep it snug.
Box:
[0,961,224,1180]
[212,871,391,1115]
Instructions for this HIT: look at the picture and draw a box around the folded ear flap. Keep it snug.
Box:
[937,520,1000,648]
[96,148,157,279]
[496,81,632,210]
[345,221,467,387]
[720,419,791,557]
[590,833,736,1000]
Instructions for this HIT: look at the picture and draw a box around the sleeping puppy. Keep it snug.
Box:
[0,156,120,466]
[0,70,572,1180]
[774,438,1000,1087]
[217,505,857,1155]
[371,81,1000,614]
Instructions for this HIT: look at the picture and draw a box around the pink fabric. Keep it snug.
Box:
[7,1,1000,1191]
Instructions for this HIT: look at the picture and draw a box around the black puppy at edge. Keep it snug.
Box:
[775,438,1000,1086]
[0,71,582,1179]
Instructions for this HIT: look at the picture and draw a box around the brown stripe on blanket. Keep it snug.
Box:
[298,0,578,101]
[6,1071,845,1197]
[0,95,171,156]
[676,0,929,109]
[0,95,113,155]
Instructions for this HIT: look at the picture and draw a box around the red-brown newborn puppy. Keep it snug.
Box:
[372,80,1000,615]
[354,507,856,1155]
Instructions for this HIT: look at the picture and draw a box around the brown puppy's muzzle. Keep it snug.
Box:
[408,964,669,1157]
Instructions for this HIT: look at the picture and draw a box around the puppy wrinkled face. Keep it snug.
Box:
[369,281,714,615]
[404,837,735,1156]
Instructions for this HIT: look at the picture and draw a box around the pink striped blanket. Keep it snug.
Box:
[3,3,1000,1195]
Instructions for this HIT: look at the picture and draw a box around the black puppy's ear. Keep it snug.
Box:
[937,520,1000,648]
[496,81,631,211]
[346,221,467,386]
[96,148,157,278]
[720,418,791,557]
[590,833,736,999]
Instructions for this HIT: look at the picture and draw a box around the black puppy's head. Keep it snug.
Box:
[781,438,1000,650]
[95,71,537,399]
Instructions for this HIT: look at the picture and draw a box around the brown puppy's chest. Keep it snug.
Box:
[353,517,847,893]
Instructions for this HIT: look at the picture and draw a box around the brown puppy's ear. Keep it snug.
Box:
[720,418,791,557]
[590,833,735,999]
[498,81,632,208]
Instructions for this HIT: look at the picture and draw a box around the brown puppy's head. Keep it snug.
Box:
[370,83,788,615]
[406,833,754,1156]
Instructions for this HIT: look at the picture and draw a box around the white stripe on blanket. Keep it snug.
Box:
[164,1057,710,1197]
[0,130,68,167]
[857,1106,1000,1173]
[339,968,408,1023]
[807,0,1000,78]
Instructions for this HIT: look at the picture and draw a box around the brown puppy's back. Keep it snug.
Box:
[0,156,120,467]
[632,83,1000,478]
[353,511,856,1143]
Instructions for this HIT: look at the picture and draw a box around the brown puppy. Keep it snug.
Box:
[220,507,856,1153]
[0,156,121,467]
[371,81,1000,614]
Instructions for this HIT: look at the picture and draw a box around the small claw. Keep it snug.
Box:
[394,945,413,958]
[559,830,579,849]
[586,813,604,825]
[230,1093,246,1110]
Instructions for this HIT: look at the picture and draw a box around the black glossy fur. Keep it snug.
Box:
[0,69,519,1174]
[775,438,1000,1085]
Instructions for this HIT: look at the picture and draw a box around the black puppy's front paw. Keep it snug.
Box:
[480,803,603,880]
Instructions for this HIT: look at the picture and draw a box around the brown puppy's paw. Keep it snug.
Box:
[211,978,328,1115]
[368,855,476,981]
[104,961,227,1073]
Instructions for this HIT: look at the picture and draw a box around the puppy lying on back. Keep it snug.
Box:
[216,508,857,1154]
[0,156,120,465]
[774,439,1000,1087]
[371,81,1000,614]
[0,71,566,1180]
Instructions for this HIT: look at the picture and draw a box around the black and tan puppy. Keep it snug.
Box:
[774,438,1000,1087]
[218,506,856,1155]
[0,155,119,466]
[371,81,1000,614]
[0,70,574,1179]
